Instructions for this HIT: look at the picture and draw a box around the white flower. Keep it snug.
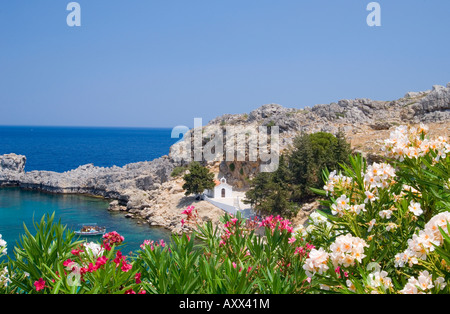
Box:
[368,270,393,290]
[331,195,350,217]
[348,204,365,215]
[303,248,330,277]
[444,179,450,190]
[329,234,368,268]
[417,271,434,291]
[368,219,376,232]
[386,223,398,232]
[383,124,448,163]
[83,242,104,257]
[293,225,307,237]
[408,201,423,217]
[394,251,409,268]
[0,234,7,256]
[309,211,327,225]
[306,224,316,234]
[0,267,11,287]
[364,163,396,190]
[400,277,421,294]
[424,211,450,243]
[323,171,353,196]
[379,210,393,219]
[434,277,447,291]
[346,280,356,292]
[394,212,450,268]
[364,190,378,203]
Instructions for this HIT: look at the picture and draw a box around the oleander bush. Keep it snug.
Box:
[0,124,449,294]
[304,124,450,293]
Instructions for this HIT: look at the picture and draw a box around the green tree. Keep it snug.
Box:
[182,162,215,197]
[244,132,351,217]
[244,156,298,217]
[243,172,273,210]
[290,131,351,201]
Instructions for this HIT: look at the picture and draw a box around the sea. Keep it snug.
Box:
[0,126,181,258]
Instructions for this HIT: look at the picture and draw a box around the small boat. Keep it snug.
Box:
[74,223,106,236]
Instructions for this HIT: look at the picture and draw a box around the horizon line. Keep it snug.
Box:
[0,124,188,130]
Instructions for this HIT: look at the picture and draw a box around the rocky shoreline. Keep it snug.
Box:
[1,82,449,232]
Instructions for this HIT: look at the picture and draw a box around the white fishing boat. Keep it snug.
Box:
[74,223,106,236]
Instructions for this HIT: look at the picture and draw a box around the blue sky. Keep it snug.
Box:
[0,0,449,128]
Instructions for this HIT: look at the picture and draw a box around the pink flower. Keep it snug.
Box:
[121,261,132,273]
[34,278,46,292]
[71,249,83,256]
[288,237,296,244]
[135,272,142,284]
[232,262,237,269]
[181,219,185,227]
[182,206,194,216]
[87,263,96,273]
[102,231,124,251]
[113,251,124,266]
[80,267,89,276]
[95,256,108,268]
[63,259,73,267]
[125,289,136,294]
[259,215,293,234]
[138,289,147,294]
[294,247,305,256]
[140,240,155,250]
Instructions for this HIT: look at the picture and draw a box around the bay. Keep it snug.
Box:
[0,126,180,258]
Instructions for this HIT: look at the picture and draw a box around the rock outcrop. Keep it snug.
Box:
[0,155,174,207]
[0,154,26,173]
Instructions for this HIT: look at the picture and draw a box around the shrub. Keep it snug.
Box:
[170,166,187,178]
[182,162,215,197]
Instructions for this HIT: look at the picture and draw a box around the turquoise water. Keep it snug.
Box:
[0,188,172,259]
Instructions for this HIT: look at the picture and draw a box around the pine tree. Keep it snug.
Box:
[182,162,215,197]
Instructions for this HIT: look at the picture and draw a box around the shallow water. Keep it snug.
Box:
[0,187,172,258]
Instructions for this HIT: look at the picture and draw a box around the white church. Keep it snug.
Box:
[203,177,255,219]
[205,177,233,199]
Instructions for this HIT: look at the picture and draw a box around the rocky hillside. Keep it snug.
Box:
[170,83,450,188]
[1,82,449,233]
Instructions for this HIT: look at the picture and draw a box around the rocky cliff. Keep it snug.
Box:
[0,154,174,207]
